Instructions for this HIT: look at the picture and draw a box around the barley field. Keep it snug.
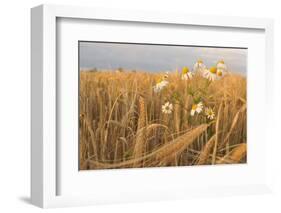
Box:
[79,69,247,170]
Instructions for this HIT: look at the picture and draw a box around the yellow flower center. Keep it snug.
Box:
[218,60,224,64]
[217,70,223,76]
[210,67,217,74]
[192,104,197,110]
[182,67,189,74]
[197,59,203,64]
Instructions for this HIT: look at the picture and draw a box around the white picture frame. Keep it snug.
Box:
[31,4,274,208]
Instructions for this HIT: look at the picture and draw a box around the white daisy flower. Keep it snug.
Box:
[190,102,203,116]
[181,66,193,80]
[203,67,217,81]
[216,60,227,71]
[162,102,173,114]
[216,60,227,79]
[205,107,215,120]
[153,83,164,93]
[193,59,206,74]
[153,77,169,93]
[153,85,161,93]
[159,79,169,90]
[181,72,193,80]
[216,69,225,79]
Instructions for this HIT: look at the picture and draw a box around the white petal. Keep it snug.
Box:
[181,74,187,80]
[200,64,206,69]
[217,63,227,70]
[193,63,198,71]
[153,86,159,93]
[162,80,169,86]
[203,70,211,80]
[190,110,195,116]
[169,104,173,110]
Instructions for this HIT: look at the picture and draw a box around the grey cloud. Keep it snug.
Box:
[79,42,247,74]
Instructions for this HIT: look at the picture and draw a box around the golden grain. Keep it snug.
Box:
[79,71,247,169]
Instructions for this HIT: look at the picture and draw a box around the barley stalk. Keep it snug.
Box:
[133,96,147,163]
[217,143,247,164]
[212,102,223,164]
[88,124,208,169]
[197,135,215,165]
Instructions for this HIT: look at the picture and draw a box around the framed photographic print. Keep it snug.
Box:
[31,4,274,208]
[78,41,248,170]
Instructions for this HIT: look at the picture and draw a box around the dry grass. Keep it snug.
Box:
[79,70,247,170]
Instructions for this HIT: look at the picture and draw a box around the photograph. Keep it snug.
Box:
[79,41,247,170]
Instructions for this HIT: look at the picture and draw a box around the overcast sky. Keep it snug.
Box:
[79,42,247,74]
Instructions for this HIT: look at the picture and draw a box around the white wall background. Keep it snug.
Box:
[0,0,280,212]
